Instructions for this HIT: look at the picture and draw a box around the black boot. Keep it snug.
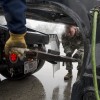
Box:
[64,70,72,80]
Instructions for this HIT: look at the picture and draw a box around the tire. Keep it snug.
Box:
[1,45,46,80]
[82,90,96,100]
[34,45,46,72]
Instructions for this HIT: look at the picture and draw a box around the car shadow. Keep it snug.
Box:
[0,75,46,100]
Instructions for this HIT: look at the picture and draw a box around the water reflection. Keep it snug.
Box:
[63,79,72,100]
[52,86,59,100]
[51,78,72,100]
[0,75,46,100]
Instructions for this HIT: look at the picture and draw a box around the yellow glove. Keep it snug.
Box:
[5,32,27,55]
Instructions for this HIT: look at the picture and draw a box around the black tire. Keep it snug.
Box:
[1,45,46,80]
[34,45,46,72]
[71,80,83,100]
[82,90,96,100]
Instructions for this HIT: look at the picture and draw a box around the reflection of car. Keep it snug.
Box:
[0,0,100,99]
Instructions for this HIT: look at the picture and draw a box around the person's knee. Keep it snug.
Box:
[66,51,72,57]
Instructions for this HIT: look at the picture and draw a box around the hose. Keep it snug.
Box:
[91,8,100,100]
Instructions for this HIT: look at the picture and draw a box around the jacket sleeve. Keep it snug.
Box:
[61,34,71,53]
[2,0,26,34]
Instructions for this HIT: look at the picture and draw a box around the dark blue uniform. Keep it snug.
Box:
[1,0,26,34]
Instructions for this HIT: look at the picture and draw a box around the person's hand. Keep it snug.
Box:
[5,32,27,55]
[67,25,78,37]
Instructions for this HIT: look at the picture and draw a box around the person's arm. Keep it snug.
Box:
[61,34,71,53]
[1,0,27,55]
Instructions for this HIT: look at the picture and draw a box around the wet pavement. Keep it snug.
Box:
[0,45,78,100]
[0,62,78,100]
